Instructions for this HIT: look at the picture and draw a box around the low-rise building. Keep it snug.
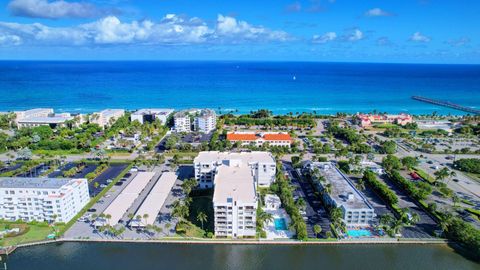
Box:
[356,113,413,127]
[303,162,376,227]
[14,108,80,128]
[226,132,292,147]
[131,108,174,125]
[194,151,276,189]
[0,177,90,223]
[213,163,257,238]
[14,108,53,124]
[91,109,125,128]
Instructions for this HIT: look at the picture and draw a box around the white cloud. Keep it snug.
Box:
[312,32,336,44]
[0,14,290,47]
[216,15,289,42]
[409,32,431,42]
[0,33,22,46]
[7,0,113,19]
[446,37,470,47]
[346,29,363,41]
[364,8,392,17]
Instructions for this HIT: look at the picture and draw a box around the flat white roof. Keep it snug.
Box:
[102,172,155,226]
[18,116,73,124]
[132,108,174,116]
[130,172,177,227]
[213,165,256,204]
[194,151,275,164]
[97,109,124,116]
[314,162,373,211]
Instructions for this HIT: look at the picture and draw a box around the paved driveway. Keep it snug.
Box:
[284,162,331,238]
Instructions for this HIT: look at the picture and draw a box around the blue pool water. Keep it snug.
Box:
[274,218,288,230]
[347,229,372,238]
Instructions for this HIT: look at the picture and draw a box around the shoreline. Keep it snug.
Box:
[7,237,449,253]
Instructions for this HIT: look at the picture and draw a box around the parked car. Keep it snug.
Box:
[87,208,97,213]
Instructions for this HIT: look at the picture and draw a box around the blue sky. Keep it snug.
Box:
[0,0,478,63]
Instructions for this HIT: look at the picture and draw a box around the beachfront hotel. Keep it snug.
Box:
[174,108,217,133]
[303,162,376,227]
[193,151,276,189]
[91,109,125,128]
[131,108,174,125]
[356,113,413,127]
[14,108,79,128]
[226,132,293,148]
[0,177,90,223]
[213,161,257,238]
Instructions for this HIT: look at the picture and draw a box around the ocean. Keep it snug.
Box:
[1,61,479,115]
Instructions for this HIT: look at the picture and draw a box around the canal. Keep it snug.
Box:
[6,242,479,270]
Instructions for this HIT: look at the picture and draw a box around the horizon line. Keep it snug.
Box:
[0,59,479,66]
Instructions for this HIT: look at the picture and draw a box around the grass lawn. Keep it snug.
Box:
[0,223,64,247]
[414,167,436,184]
[187,192,214,234]
[164,152,199,158]
[33,149,87,156]
[464,172,480,183]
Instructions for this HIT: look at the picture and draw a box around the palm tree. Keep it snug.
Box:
[438,212,453,235]
[105,214,112,225]
[434,167,450,184]
[313,224,322,238]
[143,213,149,227]
[410,212,420,225]
[447,171,457,184]
[258,211,274,226]
[295,198,306,211]
[197,211,208,230]
[452,194,460,208]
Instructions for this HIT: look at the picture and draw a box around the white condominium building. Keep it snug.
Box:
[174,109,216,133]
[14,108,53,124]
[131,108,174,124]
[303,162,376,227]
[173,111,191,132]
[0,177,90,223]
[194,151,276,189]
[213,162,257,238]
[91,109,125,127]
[195,109,216,133]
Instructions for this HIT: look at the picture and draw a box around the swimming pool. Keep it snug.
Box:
[274,218,288,230]
[347,229,372,238]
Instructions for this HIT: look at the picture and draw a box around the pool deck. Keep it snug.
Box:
[263,207,295,240]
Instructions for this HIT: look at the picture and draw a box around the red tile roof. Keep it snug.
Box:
[227,133,257,141]
[263,133,292,141]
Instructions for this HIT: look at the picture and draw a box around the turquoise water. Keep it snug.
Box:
[0,61,479,115]
[274,218,288,230]
[347,229,372,238]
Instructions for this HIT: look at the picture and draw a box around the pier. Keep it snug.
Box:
[412,96,480,115]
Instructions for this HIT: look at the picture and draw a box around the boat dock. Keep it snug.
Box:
[412,96,480,115]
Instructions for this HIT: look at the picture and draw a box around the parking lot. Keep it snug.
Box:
[284,161,331,238]
[65,165,186,240]
[378,175,438,238]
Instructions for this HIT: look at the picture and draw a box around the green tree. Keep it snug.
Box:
[313,224,322,238]
[196,211,208,230]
